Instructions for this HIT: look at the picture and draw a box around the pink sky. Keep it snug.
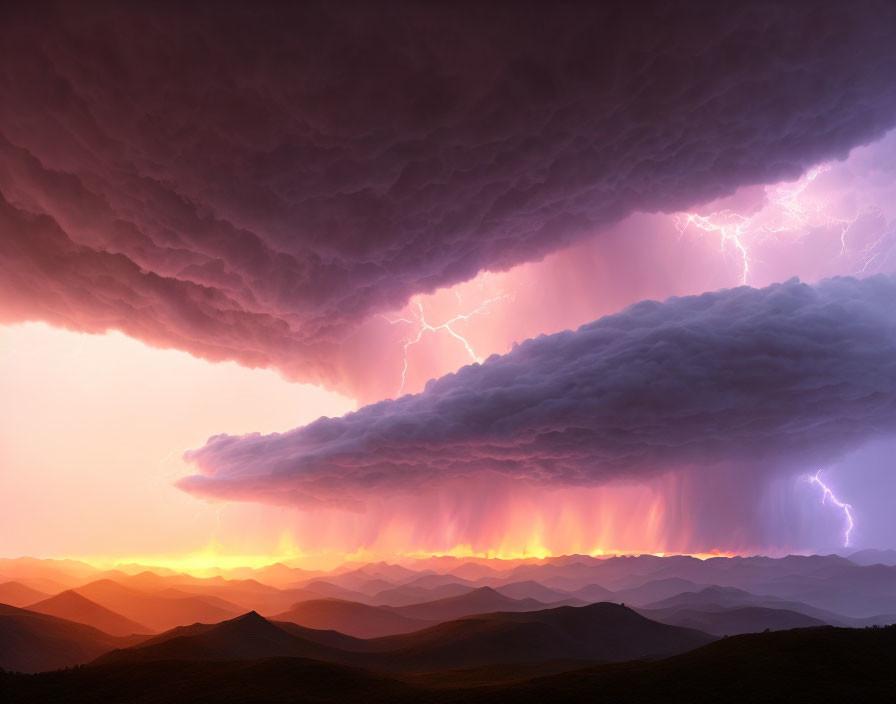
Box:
[0,323,354,568]
[3,132,896,569]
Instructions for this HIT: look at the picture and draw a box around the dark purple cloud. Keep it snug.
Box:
[4,2,896,393]
[180,276,896,506]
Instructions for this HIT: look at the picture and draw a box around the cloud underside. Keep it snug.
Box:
[3,2,896,393]
[180,276,896,507]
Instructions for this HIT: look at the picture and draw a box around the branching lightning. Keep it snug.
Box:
[382,293,507,396]
[674,210,754,284]
[674,163,890,284]
[809,470,855,548]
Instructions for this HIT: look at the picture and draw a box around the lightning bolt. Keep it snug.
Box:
[674,163,891,284]
[382,293,507,396]
[809,470,855,548]
[675,210,754,284]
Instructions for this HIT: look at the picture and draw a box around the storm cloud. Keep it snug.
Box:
[4,1,896,393]
[180,276,896,507]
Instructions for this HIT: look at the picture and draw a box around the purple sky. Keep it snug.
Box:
[3,1,896,561]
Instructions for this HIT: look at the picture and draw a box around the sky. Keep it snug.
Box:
[2,1,896,569]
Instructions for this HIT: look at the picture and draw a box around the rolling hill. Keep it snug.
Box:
[612,578,708,605]
[641,585,863,626]
[73,579,243,631]
[364,603,715,671]
[568,582,616,602]
[462,624,896,703]
[0,582,50,608]
[638,605,825,636]
[6,625,895,703]
[388,587,552,621]
[87,602,714,673]
[272,599,433,638]
[92,611,361,666]
[0,603,146,673]
[371,582,476,607]
[494,580,579,603]
[25,590,150,636]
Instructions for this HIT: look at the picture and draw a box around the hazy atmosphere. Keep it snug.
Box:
[3,2,896,702]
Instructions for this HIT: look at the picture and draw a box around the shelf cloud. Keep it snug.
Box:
[4,2,896,393]
[181,276,896,507]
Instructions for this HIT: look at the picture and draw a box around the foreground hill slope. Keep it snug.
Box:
[0,657,417,703]
[0,603,145,673]
[464,624,896,703]
[3,626,895,703]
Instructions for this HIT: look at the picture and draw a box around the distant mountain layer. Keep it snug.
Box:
[4,625,895,703]
[93,603,713,672]
[849,548,896,566]
[0,582,50,608]
[272,599,433,638]
[386,586,556,621]
[26,590,150,636]
[638,605,825,636]
[73,579,243,632]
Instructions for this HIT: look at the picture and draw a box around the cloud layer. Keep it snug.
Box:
[4,2,896,393]
[181,276,896,507]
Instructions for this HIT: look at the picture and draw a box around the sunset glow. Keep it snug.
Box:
[4,5,896,699]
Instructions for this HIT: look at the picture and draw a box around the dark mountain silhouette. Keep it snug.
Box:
[638,605,825,636]
[92,611,362,667]
[0,603,145,673]
[85,603,713,674]
[459,625,896,703]
[0,582,50,608]
[73,579,243,631]
[272,599,433,638]
[364,603,715,671]
[120,612,363,654]
[0,657,419,703]
[388,586,551,621]
[25,590,150,636]
[5,625,896,703]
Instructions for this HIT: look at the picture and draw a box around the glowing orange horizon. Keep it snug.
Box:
[62,545,743,579]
